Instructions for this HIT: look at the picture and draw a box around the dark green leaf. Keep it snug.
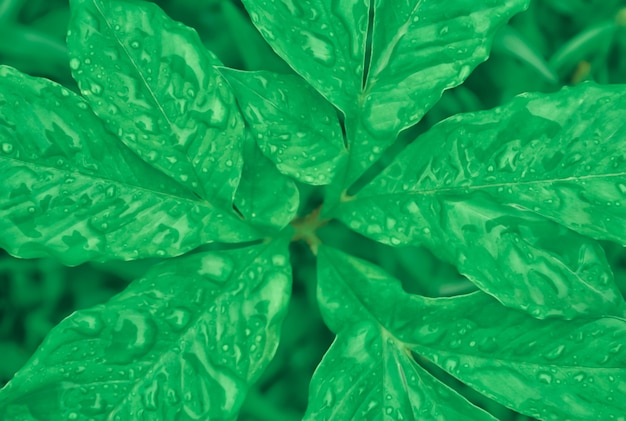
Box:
[68,0,245,203]
[336,83,626,318]
[0,66,257,265]
[0,239,292,420]
[220,68,347,185]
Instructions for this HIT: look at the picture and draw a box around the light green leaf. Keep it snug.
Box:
[317,246,626,420]
[0,239,292,420]
[336,83,626,318]
[67,0,245,203]
[220,68,347,185]
[234,132,299,231]
[410,292,626,421]
[241,0,529,186]
[304,322,497,421]
[0,66,257,266]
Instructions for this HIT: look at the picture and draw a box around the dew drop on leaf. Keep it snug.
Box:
[199,254,235,282]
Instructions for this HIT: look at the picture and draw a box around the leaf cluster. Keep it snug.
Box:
[1,0,626,420]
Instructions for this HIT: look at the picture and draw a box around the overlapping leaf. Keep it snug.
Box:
[336,83,626,318]
[0,66,257,266]
[241,0,529,185]
[316,246,626,420]
[67,0,244,203]
[304,322,496,421]
[234,132,299,231]
[0,239,292,420]
[220,68,347,185]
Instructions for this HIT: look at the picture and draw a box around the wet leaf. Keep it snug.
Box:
[241,0,529,185]
[234,132,299,231]
[0,239,292,420]
[411,292,626,421]
[220,68,347,185]
[336,83,626,318]
[317,246,626,421]
[304,322,496,421]
[68,0,245,203]
[0,66,257,266]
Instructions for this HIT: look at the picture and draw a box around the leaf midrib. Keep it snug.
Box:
[354,171,626,201]
[0,154,206,206]
[89,0,207,196]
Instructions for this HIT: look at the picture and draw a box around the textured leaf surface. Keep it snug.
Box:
[336,83,626,318]
[220,68,347,185]
[411,292,626,421]
[234,133,299,231]
[0,66,257,266]
[304,322,496,421]
[68,0,245,203]
[317,247,626,420]
[241,0,529,184]
[0,239,292,420]
[314,247,497,420]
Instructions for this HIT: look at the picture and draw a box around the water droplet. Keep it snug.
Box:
[544,344,565,360]
[105,311,158,364]
[1,143,13,153]
[90,82,103,96]
[71,312,105,337]
[199,253,234,282]
[69,58,81,70]
[537,371,553,384]
[300,30,335,66]
[165,307,191,331]
[130,40,141,49]
[271,254,287,267]
[443,357,459,372]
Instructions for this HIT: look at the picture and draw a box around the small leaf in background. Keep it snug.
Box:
[242,0,530,187]
[336,83,626,318]
[304,322,497,421]
[0,66,257,265]
[234,132,299,231]
[317,246,626,420]
[68,0,245,203]
[0,238,292,420]
[220,68,347,185]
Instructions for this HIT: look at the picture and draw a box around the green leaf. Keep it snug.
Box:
[0,239,292,420]
[220,68,347,185]
[67,0,245,203]
[234,132,299,231]
[241,0,529,185]
[304,322,497,421]
[0,66,257,266]
[317,246,626,420]
[336,83,626,318]
[411,292,626,421]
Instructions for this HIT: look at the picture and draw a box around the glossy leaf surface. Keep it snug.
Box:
[411,292,626,421]
[220,68,347,185]
[317,246,626,420]
[304,322,496,421]
[241,0,529,183]
[337,83,626,318]
[234,133,299,231]
[0,66,257,266]
[0,239,292,420]
[68,0,245,203]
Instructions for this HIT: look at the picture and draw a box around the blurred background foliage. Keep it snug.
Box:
[2,0,626,420]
